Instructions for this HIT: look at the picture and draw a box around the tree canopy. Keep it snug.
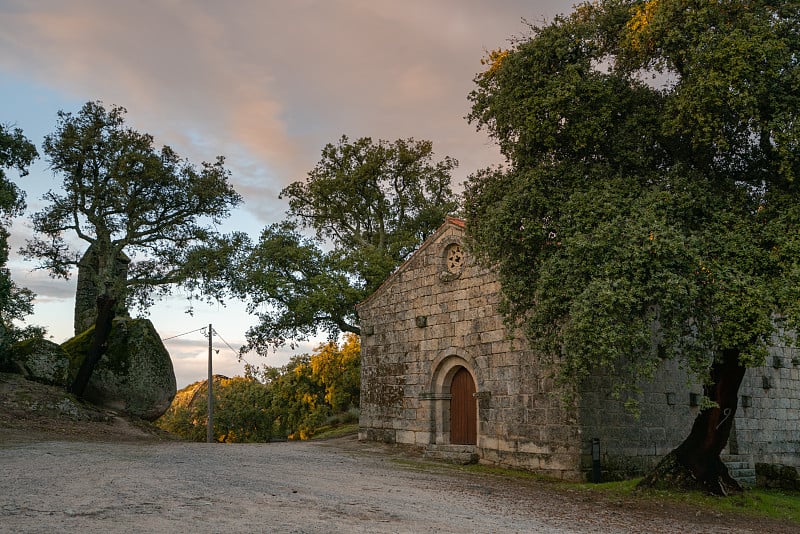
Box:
[157,334,361,442]
[0,124,36,218]
[464,0,800,493]
[22,101,242,396]
[0,124,39,355]
[233,135,459,353]
[22,101,243,315]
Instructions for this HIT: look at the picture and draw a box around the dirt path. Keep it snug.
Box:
[0,435,794,534]
[0,374,795,533]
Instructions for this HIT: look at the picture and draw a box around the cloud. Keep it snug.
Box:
[0,0,568,223]
[0,0,571,385]
[24,275,75,303]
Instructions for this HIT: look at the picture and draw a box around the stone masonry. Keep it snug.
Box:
[358,217,582,479]
[358,217,800,482]
[731,329,800,468]
[577,359,699,479]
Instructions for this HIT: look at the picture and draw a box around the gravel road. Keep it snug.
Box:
[1,435,793,534]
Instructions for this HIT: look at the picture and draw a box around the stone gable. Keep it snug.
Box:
[358,217,581,478]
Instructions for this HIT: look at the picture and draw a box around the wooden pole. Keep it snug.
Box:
[207,323,213,443]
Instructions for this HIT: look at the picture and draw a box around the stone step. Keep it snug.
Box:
[725,462,752,471]
[424,444,479,465]
[722,455,756,487]
[732,475,757,487]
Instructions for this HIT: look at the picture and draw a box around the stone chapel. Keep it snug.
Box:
[357,217,800,482]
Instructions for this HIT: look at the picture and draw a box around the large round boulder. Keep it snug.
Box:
[62,318,177,421]
[8,338,71,387]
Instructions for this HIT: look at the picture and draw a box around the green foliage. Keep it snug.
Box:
[464,0,800,395]
[21,101,243,312]
[310,333,361,413]
[0,124,39,362]
[231,221,360,350]
[212,376,277,442]
[266,353,329,440]
[284,136,459,287]
[232,135,459,353]
[158,336,361,442]
[0,123,36,218]
[157,376,275,443]
[258,335,361,439]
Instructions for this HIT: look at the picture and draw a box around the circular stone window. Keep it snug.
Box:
[440,242,466,281]
[446,243,464,273]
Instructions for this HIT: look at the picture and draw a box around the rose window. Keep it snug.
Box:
[446,244,464,274]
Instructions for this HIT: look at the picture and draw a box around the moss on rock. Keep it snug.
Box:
[8,338,72,387]
[61,318,177,421]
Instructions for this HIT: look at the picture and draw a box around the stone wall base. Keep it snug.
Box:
[756,463,800,491]
[424,444,479,464]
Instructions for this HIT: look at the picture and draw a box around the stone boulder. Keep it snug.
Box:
[62,318,177,421]
[73,244,131,335]
[8,338,71,387]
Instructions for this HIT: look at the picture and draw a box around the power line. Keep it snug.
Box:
[212,327,254,368]
[211,327,239,356]
[161,327,206,341]
[162,324,253,367]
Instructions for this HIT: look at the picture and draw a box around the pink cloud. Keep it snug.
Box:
[0,0,567,217]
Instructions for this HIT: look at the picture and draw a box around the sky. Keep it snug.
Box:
[0,0,573,388]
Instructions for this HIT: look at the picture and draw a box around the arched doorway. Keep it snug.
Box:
[449,367,477,445]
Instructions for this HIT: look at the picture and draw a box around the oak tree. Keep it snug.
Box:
[23,101,242,396]
[464,0,800,494]
[0,124,39,358]
[234,135,459,353]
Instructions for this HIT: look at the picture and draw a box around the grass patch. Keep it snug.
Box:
[633,485,800,523]
[311,422,358,440]
[448,462,554,481]
[567,477,800,523]
[390,458,561,481]
[397,460,800,524]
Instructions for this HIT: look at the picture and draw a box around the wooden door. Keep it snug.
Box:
[450,367,477,445]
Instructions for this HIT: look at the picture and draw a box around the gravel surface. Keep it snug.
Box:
[0,435,795,534]
[0,373,796,533]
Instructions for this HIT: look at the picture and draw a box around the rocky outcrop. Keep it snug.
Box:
[62,318,176,421]
[8,338,71,387]
[74,244,131,335]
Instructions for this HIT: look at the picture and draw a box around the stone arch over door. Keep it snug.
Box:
[427,349,481,445]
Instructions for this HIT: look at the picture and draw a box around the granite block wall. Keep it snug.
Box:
[358,218,800,481]
[732,336,800,467]
[578,359,700,479]
[358,220,582,479]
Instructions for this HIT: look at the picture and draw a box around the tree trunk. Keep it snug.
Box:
[68,294,117,398]
[638,348,747,495]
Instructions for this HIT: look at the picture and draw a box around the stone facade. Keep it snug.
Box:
[358,217,581,479]
[731,331,800,468]
[358,217,800,481]
[577,359,699,479]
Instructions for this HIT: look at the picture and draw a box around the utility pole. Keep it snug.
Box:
[207,323,213,444]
